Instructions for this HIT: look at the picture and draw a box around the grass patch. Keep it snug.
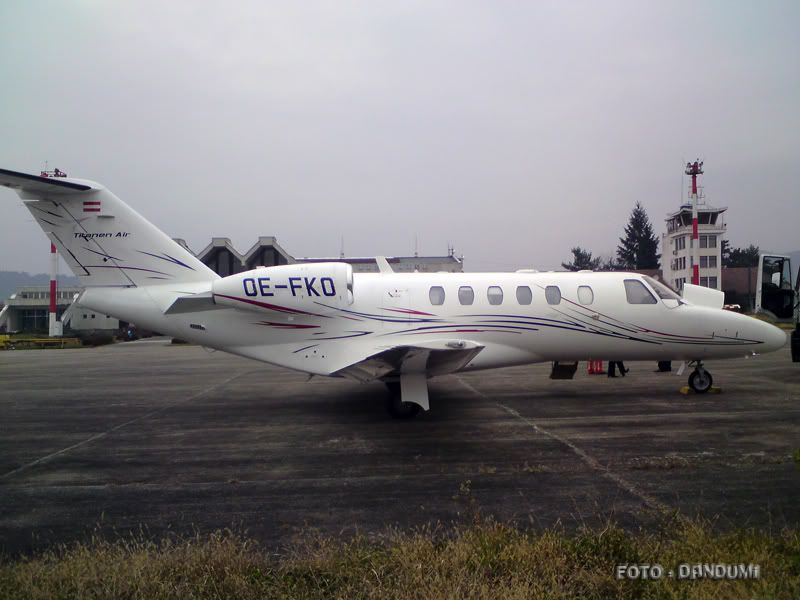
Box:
[1,519,798,599]
[520,461,551,474]
[0,334,83,350]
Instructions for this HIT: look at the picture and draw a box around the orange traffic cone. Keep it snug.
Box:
[595,360,604,374]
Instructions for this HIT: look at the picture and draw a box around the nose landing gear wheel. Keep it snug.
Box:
[688,368,713,393]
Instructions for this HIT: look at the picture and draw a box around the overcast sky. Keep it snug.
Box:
[1,0,798,274]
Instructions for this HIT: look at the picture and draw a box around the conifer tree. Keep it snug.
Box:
[722,242,760,268]
[616,202,660,269]
[561,247,602,271]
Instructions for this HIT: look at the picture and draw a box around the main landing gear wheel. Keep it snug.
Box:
[688,366,713,394]
[385,382,421,419]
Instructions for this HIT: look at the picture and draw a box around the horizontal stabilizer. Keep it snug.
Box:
[0,168,94,195]
[165,293,227,315]
[59,291,83,326]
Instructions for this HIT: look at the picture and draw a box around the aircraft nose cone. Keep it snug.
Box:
[760,321,787,354]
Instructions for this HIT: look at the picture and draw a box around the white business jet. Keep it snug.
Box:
[1,168,786,417]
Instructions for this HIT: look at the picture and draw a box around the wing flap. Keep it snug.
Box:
[332,339,484,382]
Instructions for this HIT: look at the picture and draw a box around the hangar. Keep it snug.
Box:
[187,236,463,275]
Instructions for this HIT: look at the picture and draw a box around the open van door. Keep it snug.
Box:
[755,254,795,322]
[795,263,800,362]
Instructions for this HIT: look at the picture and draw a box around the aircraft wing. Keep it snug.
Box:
[331,340,484,383]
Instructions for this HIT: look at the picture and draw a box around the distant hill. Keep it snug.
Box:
[0,271,79,302]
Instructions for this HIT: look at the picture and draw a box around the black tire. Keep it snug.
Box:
[385,382,421,419]
[688,369,713,394]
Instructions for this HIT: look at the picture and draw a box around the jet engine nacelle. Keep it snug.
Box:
[212,262,354,314]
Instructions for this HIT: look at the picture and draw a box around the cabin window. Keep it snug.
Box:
[458,286,475,305]
[545,285,561,305]
[487,286,503,305]
[577,285,594,305]
[516,285,532,305]
[624,279,657,304]
[429,286,445,305]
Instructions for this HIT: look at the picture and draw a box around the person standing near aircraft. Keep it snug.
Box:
[608,361,628,378]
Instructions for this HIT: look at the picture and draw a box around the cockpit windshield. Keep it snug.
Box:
[643,275,683,303]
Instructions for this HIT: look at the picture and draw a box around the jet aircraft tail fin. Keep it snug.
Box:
[1,168,218,287]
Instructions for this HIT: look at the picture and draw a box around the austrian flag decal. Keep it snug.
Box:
[83,200,101,213]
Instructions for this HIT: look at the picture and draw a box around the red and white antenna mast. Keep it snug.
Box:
[685,159,704,286]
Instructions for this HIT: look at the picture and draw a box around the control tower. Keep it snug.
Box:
[661,162,727,291]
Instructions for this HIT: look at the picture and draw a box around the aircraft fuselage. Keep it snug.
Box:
[79,270,786,377]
